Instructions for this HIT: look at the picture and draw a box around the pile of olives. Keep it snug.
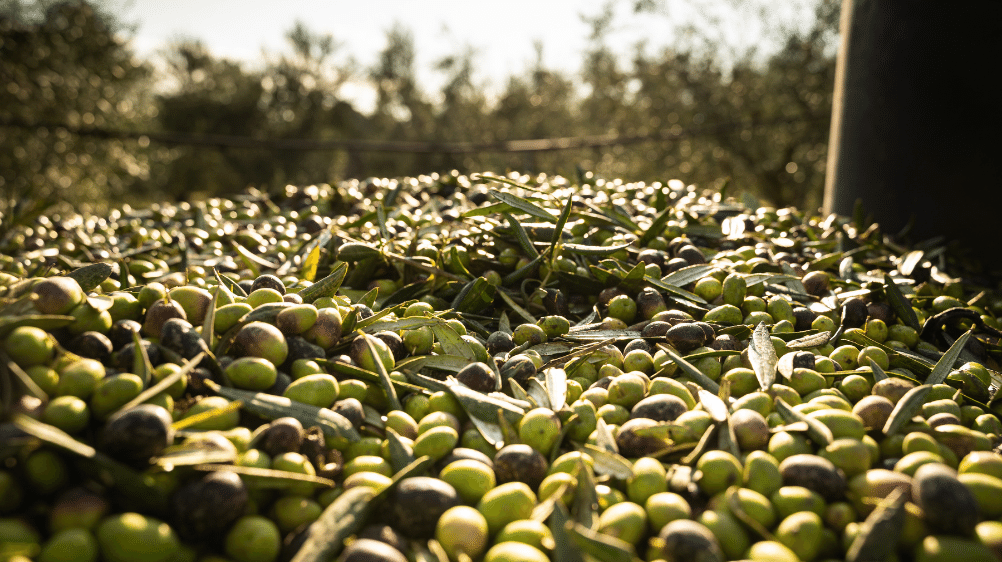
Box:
[3,172,1002,562]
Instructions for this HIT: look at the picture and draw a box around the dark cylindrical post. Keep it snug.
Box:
[824,0,1002,270]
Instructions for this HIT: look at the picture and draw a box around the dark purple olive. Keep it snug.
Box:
[251,274,286,295]
[492,444,548,491]
[67,331,113,362]
[258,417,305,457]
[99,404,174,466]
[171,470,248,541]
[631,394,688,422]
[617,418,668,458]
[455,362,497,393]
[386,477,460,538]
[107,319,142,350]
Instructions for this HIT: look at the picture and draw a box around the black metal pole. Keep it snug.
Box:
[823,0,1002,273]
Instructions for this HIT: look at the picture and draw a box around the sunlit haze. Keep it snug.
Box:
[122,0,812,113]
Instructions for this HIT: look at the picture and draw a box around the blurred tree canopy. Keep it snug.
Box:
[0,0,838,213]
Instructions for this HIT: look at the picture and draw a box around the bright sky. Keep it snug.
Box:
[120,0,812,112]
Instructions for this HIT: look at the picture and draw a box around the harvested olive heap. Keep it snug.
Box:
[4,172,1002,562]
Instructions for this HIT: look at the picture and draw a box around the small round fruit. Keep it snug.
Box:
[96,512,181,562]
[436,506,489,560]
[224,515,281,562]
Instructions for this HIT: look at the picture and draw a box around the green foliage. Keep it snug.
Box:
[2,0,840,211]
[0,0,155,210]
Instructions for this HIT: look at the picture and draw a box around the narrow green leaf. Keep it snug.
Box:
[300,243,322,282]
[201,287,220,349]
[363,334,402,411]
[385,427,416,472]
[119,352,206,414]
[638,205,675,247]
[868,357,889,382]
[497,289,537,324]
[846,488,907,562]
[172,399,242,431]
[884,274,920,331]
[775,397,832,447]
[155,446,237,468]
[551,501,586,562]
[13,414,96,458]
[899,250,924,276]
[645,275,709,305]
[698,389,729,423]
[490,190,558,223]
[0,315,74,340]
[549,194,575,251]
[545,367,568,411]
[785,331,831,350]
[289,486,376,562]
[297,261,348,303]
[131,329,152,388]
[196,464,336,489]
[213,267,246,297]
[882,384,934,436]
[67,262,114,293]
[561,242,632,256]
[748,322,778,391]
[5,360,46,401]
[566,522,637,562]
[661,264,718,288]
[580,444,634,480]
[657,345,719,393]
[205,380,359,443]
[809,252,843,271]
[925,328,973,385]
[504,213,540,258]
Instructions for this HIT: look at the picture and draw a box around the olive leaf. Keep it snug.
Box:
[288,486,376,562]
[747,322,778,391]
[545,367,568,411]
[698,389,729,423]
[868,357,889,382]
[171,399,242,431]
[447,383,524,446]
[154,444,238,468]
[551,500,587,562]
[67,262,114,293]
[431,321,477,361]
[580,444,633,480]
[882,384,933,436]
[204,380,359,443]
[660,264,718,288]
[784,331,831,350]
[656,345,720,393]
[505,213,541,258]
[296,261,348,303]
[526,378,551,410]
[566,522,637,562]
[13,414,169,512]
[925,328,973,385]
[593,418,619,454]
[561,242,633,256]
[489,189,558,223]
[0,315,74,341]
[899,250,925,276]
[119,352,206,414]
[846,488,907,562]
[644,275,709,305]
[774,397,832,447]
[363,334,402,411]
[883,274,921,331]
[385,427,416,472]
[839,256,856,281]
